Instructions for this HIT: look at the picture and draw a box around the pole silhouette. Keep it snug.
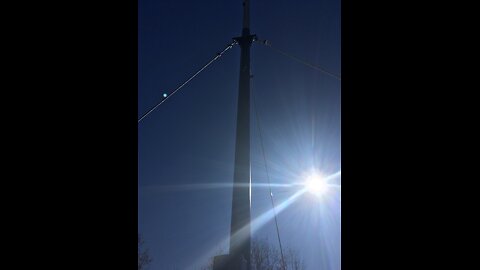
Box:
[213,1,256,270]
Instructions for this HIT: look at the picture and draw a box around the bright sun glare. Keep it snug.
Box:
[305,173,328,196]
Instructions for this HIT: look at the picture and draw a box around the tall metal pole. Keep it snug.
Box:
[229,0,255,269]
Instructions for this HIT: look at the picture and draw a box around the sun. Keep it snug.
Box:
[304,173,328,196]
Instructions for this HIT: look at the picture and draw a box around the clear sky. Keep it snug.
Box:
[138,0,340,269]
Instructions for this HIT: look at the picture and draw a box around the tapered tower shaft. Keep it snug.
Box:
[229,0,255,269]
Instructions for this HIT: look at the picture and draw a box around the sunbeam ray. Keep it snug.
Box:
[188,189,306,269]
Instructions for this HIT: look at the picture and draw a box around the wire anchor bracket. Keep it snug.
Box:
[232,34,257,47]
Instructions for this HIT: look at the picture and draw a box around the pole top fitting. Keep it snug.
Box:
[233,34,257,47]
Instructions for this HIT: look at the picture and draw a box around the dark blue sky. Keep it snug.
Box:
[138,1,340,269]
